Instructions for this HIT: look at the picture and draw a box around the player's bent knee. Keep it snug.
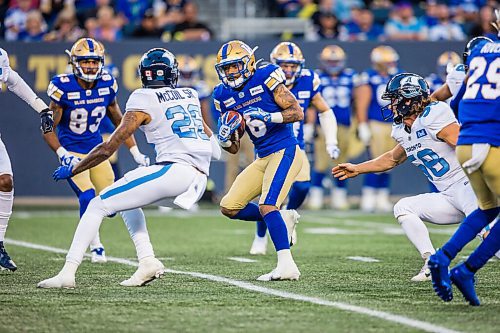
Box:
[0,174,13,192]
[393,197,415,219]
[259,204,277,217]
[220,206,239,218]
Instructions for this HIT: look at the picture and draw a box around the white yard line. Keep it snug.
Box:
[6,238,462,333]
[227,257,258,263]
[347,256,381,263]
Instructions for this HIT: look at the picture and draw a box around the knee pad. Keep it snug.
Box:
[78,189,96,217]
[393,197,415,219]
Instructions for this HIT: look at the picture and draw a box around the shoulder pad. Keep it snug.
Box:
[259,64,285,91]
[300,68,312,76]
[101,73,113,81]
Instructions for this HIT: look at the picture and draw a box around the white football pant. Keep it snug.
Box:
[65,163,207,265]
[394,179,478,257]
[0,136,13,242]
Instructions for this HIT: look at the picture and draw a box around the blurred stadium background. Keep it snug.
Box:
[0,0,497,205]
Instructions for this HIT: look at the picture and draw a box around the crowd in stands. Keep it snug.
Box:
[0,0,497,42]
[0,0,212,42]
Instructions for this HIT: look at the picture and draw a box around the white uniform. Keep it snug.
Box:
[98,86,212,214]
[0,49,13,175]
[393,101,477,224]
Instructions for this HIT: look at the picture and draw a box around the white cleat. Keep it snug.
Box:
[280,209,299,246]
[307,186,324,210]
[256,262,301,281]
[360,187,376,212]
[37,274,76,289]
[120,257,166,287]
[249,235,267,255]
[91,247,107,263]
[411,260,431,282]
[331,188,349,210]
[375,189,393,213]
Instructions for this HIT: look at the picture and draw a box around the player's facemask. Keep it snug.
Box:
[66,38,105,83]
[215,40,258,89]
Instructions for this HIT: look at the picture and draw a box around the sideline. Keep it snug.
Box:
[6,238,462,333]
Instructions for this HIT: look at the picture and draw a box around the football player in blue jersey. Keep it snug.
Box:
[426,51,461,98]
[356,46,402,212]
[213,40,304,280]
[429,36,500,306]
[43,38,149,263]
[309,45,361,210]
[247,42,340,255]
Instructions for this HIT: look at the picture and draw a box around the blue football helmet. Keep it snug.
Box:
[381,73,430,124]
[139,48,179,88]
[463,36,493,67]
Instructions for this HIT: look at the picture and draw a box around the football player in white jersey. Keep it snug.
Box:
[37,48,220,289]
[0,48,54,271]
[333,73,479,282]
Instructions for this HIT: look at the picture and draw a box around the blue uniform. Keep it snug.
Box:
[358,68,402,122]
[318,68,359,126]
[289,68,320,149]
[458,40,500,146]
[47,72,118,153]
[213,63,297,157]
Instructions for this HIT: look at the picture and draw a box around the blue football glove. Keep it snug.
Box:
[217,112,242,144]
[53,165,74,181]
[243,107,272,124]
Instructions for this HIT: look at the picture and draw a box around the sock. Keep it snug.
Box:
[0,190,13,242]
[287,181,310,210]
[66,197,110,265]
[263,210,290,251]
[233,202,262,221]
[256,220,267,237]
[120,208,154,261]
[378,172,390,189]
[311,170,325,187]
[334,177,347,189]
[364,173,379,188]
[442,207,500,260]
[465,220,500,272]
[398,214,435,257]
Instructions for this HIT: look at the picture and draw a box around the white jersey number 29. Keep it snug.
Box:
[463,57,500,100]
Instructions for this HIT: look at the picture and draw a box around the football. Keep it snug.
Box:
[226,110,245,141]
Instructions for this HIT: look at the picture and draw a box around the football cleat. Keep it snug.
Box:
[428,250,453,302]
[450,263,480,306]
[307,186,324,210]
[280,209,299,246]
[256,261,300,281]
[249,235,267,255]
[331,188,349,210]
[360,187,376,213]
[37,273,76,289]
[120,257,166,287]
[0,242,17,272]
[375,189,393,213]
[411,259,431,282]
[91,247,107,263]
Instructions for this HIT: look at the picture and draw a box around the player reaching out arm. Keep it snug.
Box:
[0,48,53,271]
[335,73,480,282]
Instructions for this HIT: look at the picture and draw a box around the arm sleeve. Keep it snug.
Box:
[7,69,48,113]
[318,109,338,146]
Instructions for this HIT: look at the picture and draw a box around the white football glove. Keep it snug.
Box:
[446,64,466,97]
[462,143,491,174]
[357,122,371,146]
[326,144,340,160]
[56,146,81,168]
[130,146,150,167]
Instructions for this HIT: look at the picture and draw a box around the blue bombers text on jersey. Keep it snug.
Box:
[458,40,500,146]
[213,63,297,157]
[289,68,321,149]
[47,72,118,153]
[358,68,402,122]
[318,68,360,127]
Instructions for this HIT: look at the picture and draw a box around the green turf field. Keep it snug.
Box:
[1,209,499,333]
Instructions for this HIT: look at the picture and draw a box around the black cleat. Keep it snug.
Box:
[0,241,17,272]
